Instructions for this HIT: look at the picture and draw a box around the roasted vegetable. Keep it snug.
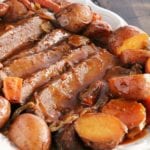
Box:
[4,0,28,22]
[120,49,150,64]
[84,20,112,47]
[3,77,23,103]
[108,26,149,55]
[0,3,9,17]
[142,98,150,125]
[109,74,150,100]
[8,113,51,150]
[102,99,146,131]
[56,3,93,33]
[75,113,127,150]
[0,96,11,128]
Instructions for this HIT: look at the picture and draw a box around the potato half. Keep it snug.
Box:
[108,26,149,55]
[75,113,127,150]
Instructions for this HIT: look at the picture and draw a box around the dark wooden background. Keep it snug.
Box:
[92,0,150,33]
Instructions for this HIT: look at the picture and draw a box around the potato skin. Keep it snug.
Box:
[108,25,146,55]
[84,20,112,47]
[8,113,51,150]
[0,96,11,128]
[120,49,150,64]
[75,113,127,150]
[109,74,150,100]
[56,3,93,33]
[102,99,146,130]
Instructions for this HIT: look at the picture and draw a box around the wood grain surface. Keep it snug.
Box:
[92,0,150,33]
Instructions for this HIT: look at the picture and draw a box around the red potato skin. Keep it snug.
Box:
[109,74,150,100]
[0,96,11,128]
[142,98,150,125]
[108,25,145,55]
[56,3,93,33]
[4,0,28,22]
[8,113,51,150]
[102,99,146,130]
[0,3,9,17]
[120,49,150,65]
[75,113,127,150]
[84,20,112,47]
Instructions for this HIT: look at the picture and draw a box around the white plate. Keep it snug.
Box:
[74,0,150,150]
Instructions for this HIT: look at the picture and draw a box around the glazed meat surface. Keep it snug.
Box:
[0,16,44,61]
[21,44,98,103]
[34,50,117,121]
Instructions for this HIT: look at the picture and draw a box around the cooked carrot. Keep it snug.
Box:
[74,113,127,150]
[102,99,146,130]
[3,77,23,103]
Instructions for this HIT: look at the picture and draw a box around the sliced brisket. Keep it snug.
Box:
[21,44,97,104]
[34,50,118,122]
[0,16,44,61]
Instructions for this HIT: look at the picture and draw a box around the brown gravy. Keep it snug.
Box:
[121,129,147,145]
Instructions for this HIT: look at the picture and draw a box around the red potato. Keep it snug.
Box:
[75,113,127,150]
[8,113,51,150]
[102,99,146,131]
[0,3,9,17]
[145,58,150,73]
[120,49,150,64]
[109,74,150,100]
[0,96,11,128]
[84,20,112,46]
[4,0,28,22]
[108,25,149,56]
[56,3,93,33]
[142,98,150,125]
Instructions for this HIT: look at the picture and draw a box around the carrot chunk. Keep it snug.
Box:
[3,77,23,103]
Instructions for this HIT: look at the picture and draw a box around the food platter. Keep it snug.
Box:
[75,0,150,150]
[0,0,150,150]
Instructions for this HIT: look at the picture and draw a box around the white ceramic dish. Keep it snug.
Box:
[74,0,150,150]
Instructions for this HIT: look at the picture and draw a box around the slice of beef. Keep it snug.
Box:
[0,16,44,61]
[0,41,71,85]
[34,50,118,122]
[21,44,97,104]
[9,29,70,60]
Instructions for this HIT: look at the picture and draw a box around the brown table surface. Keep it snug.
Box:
[92,0,150,34]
